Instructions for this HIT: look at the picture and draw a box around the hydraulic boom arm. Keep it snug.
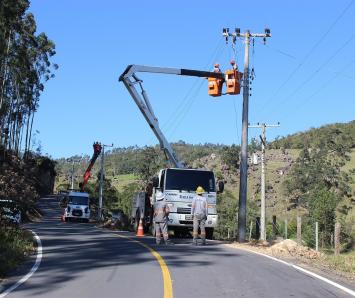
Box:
[80,142,102,191]
[119,65,224,168]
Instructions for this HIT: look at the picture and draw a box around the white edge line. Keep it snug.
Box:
[0,230,42,298]
[227,245,355,297]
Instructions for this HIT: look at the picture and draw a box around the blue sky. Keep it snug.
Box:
[29,0,355,158]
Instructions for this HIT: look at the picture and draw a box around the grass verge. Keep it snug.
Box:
[322,250,355,274]
[0,224,35,278]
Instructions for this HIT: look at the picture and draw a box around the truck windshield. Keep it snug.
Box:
[165,169,215,192]
[68,196,89,206]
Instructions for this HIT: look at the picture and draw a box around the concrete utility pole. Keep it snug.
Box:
[223,28,271,242]
[249,122,280,241]
[98,143,113,221]
[70,160,75,190]
[69,157,82,190]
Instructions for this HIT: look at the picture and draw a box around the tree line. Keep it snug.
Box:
[0,0,57,157]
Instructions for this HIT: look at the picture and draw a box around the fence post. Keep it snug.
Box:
[227,228,230,239]
[255,217,260,240]
[297,216,302,245]
[334,223,341,255]
[272,215,277,240]
[315,222,319,251]
[284,219,288,239]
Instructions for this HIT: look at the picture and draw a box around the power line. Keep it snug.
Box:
[265,34,355,119]
[166,40,227,139]
[143,38,225,145]
[259,0,354,112]
[279,59,355,119]
[162,39,224,133]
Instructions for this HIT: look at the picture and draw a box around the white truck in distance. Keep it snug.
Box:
[63,191,90,222]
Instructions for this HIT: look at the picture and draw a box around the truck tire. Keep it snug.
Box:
[206,228,214,240]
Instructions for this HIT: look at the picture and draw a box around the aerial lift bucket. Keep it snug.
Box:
[225,69,243,95]
[208,77,223,97]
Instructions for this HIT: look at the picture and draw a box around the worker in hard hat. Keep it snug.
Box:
[213,63,222,73]
[230,59,238,71]
[191,186,208,245]
[153,191,173,245]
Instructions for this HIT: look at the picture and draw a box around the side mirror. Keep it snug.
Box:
[152,176,159,188]
[217,181,224,194]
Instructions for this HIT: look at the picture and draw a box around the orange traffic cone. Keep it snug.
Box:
[136,218,145,237]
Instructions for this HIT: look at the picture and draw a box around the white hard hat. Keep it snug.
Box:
[156,191,164,201]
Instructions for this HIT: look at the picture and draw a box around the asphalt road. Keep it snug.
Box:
[1,197,353,298]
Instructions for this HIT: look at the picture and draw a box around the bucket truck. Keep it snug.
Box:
[62,142,102,222]
[119,65,239,238]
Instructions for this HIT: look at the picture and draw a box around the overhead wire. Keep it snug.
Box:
[258,0,355,113]
[265,33,355,119]
[161,38,224,133]
[278,59,355,120]
[143,38,225,145]
[166,39,227,140]
[262,39,355,80]
[263,43,297,60]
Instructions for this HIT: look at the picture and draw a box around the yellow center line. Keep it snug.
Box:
[116,234,173,298]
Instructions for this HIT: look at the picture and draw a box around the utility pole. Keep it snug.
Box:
[249,122,279,241]
[222,28,271,242]
[70,159,75,190]
[98,143,113,221]
[69,157,82,190]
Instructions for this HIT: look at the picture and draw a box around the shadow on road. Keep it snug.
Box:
[11,197,240,296]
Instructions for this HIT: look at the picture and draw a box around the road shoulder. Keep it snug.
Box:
[225,242,355,295]
[0,230,42,297]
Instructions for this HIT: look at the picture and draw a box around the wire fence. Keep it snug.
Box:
[219,215,353,255]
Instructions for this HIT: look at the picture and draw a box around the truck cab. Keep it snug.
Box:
[63,191,90,222]
[156,168,218,238]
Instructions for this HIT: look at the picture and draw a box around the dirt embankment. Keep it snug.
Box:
[0,150,56,218]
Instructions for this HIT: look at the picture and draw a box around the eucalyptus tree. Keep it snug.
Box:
[0,0,57,157]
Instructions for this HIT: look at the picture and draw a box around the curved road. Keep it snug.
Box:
[1,197,353,298]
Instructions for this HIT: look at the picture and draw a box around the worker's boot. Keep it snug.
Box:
[201,238,206,246]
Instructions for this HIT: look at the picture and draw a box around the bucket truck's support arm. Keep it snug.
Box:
[80,142,102,191]
[119,65,224,168]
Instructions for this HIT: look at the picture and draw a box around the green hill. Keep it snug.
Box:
[54,121,354,245]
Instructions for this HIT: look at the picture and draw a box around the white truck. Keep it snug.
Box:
[120,65,225,239]
[63,191,90,222]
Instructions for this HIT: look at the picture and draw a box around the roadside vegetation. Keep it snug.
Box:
[0,0,57,277]
[323,249,355,274]
[0,223,35,278]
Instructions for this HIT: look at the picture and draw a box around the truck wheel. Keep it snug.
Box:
[206,228,214,240]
